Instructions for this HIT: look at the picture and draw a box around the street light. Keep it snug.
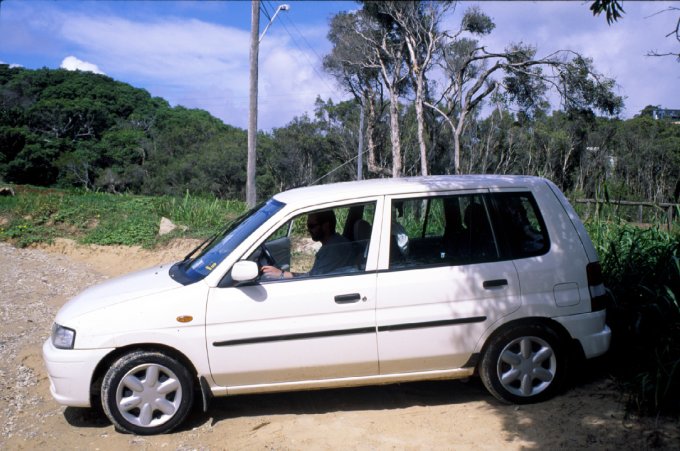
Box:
[246,2,289,208]
[260,4,289,42]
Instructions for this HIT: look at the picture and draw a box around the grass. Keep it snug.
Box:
[0,185,247,248]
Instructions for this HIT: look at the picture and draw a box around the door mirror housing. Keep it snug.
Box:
[231,261,260,282]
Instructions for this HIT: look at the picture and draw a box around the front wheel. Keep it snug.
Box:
[101,350,195,435]
[479,324,565,404]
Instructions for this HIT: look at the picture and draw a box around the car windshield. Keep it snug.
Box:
[171,198,285,284]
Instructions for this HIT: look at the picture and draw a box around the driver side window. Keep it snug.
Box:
[251,202,376,280]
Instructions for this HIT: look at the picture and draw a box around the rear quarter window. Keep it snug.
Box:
[491,192,550,259]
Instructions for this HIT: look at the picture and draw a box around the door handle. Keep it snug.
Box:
[483,279,508,289]
[335,293,362,304]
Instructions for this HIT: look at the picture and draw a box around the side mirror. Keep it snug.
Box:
[231,260,260,282]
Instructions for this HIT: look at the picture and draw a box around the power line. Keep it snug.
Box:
[260,1,273,22]
[310,149,369,186]
[263,1,337,95]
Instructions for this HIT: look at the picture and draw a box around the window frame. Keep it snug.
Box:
[487,190,551,260]
[233,198,383,285]
[382,189,506,270]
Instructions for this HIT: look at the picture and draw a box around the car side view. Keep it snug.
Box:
[43,175,611,435]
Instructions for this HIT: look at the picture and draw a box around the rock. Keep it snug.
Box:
[0,186,15,196]
[158,217,188,236]
[159,217,177,236]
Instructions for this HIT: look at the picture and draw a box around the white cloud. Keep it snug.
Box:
[50,11,337,129]
[61,15,249,81]
[60,55,105,74]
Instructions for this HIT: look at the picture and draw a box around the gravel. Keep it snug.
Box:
[0,242,104,441]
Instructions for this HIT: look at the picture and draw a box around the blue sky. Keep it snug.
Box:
[1,1,678,130]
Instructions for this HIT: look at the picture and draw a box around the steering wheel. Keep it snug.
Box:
[259,243,278,267]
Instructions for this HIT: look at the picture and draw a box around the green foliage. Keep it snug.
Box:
[155,191,247,238]
[1,220,55,248]
[587,219,680,414]
[462,5,495,35]
[0,186,246,248]
[82,206,158,247]
[559,56,623,115]
[590,0,626,25]
[0,65,248,199]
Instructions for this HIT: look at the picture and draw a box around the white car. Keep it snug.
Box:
[43,175,611,435]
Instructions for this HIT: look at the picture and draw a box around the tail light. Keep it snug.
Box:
[587,262,607,311]
[587,261,603,285]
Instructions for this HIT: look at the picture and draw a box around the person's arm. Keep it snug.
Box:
[260,265,293,279]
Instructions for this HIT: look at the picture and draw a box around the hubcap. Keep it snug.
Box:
[115,363,183,428]
[497,336,556,397]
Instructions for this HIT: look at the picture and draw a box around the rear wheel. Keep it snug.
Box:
[101,350,194,435]
[479,324,564,404]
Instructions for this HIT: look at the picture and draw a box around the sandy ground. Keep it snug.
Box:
[1,238,678,450]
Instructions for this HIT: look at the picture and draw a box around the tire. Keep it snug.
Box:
[479,324,564,404]
[101,350,195,435]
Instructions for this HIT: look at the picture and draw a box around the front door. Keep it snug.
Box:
[206,201,380,388]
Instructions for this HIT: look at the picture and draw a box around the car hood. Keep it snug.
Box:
[56,263,183,322]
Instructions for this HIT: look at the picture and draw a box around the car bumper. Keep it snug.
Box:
[554,309,611,359]
[42,339,114,407]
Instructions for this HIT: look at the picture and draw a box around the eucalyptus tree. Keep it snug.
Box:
[428,6,623,174]
[590,0,625,25]
[324,12,390,177]
[324,7,409,177]
[370,1,454,176]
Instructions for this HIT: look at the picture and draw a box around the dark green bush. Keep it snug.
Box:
[587,220,680,414]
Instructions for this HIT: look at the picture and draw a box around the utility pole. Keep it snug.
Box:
[246,1,289,208]
[246,0,260,208]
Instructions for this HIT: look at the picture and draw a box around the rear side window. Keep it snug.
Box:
[491,192,549,259]
[389,194,500,269]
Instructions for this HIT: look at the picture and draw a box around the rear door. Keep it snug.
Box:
[491,188,589,313]
[375,192,522,374]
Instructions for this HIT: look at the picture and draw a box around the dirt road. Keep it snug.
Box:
[1,239,677,450]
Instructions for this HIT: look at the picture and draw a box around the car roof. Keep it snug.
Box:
[272,175,548,207]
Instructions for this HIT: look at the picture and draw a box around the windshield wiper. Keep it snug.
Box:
[180,232,220,263]
[179,206,257,264]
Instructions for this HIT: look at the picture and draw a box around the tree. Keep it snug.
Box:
[325,8,409,177]
[265,115,333,190]
[374,1,454,176]
[314,97,382,183]
[324,12,389,177]
[428,7,622,174]
[590,0,625,25]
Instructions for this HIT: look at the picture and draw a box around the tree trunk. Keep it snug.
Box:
[452,109,468,175]
[414,72,429,176]
[364,92,390,177]
[387,86,402,178]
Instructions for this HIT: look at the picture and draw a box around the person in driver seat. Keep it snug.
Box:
[261,210,354,278]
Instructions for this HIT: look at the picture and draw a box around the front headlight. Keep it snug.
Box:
[51,323,76,349]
